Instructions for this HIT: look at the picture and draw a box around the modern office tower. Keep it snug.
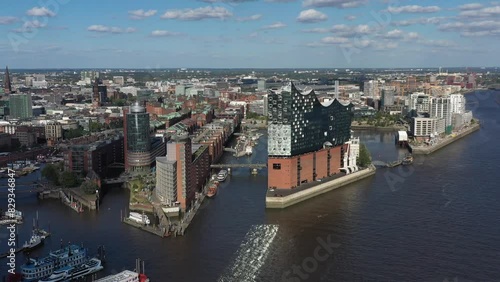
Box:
[92,78,107,107]
[4,66,12,94]
[381,88,395,108]
[9,93,32,119]
[126,102,151,174]
[156,133,194,210]
[267,82,353,189]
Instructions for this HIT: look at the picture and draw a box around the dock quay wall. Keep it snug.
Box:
[266,165,376,209]
[409,123,480,155]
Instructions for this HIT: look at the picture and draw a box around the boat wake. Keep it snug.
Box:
[218,224,279,282]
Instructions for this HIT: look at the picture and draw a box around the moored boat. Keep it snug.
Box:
[95,270,149,282]
[402,154,413,165]
[207,181,219,198]
[39,257,103,282]
[22,230,44,252]
[217,170,228,182]
[129,212,151,225]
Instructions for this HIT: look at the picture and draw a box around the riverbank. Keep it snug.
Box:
[409,122,480,155]
[266,165,376,209]
[351,124,406,131]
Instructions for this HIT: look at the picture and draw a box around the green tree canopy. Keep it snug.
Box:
[81,181,99,194]
[60,171,79,188]
[357,143,372,168]
[42,164,60,185]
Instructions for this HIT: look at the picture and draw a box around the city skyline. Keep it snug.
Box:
[1,0,500,68]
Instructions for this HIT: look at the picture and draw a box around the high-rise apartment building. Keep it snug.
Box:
[267,83,353,189]
[430,97,452,127]
[9,93,32,119]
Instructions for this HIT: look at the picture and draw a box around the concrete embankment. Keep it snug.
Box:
[409,123,480,155]
[266,165,376,209]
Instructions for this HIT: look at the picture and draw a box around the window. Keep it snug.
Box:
[273,163,281,170]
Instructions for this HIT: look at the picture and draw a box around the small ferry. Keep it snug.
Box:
[402,154,413,165]
[95,270,150,282]
[207,181,219,198]
[217,170,228,182]
[129,212,151,225]
[39,258,103,282]
[20,244,88,281]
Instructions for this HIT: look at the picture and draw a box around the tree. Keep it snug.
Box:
[42,164,60,185]
[60,171,79,188]
[81,181,99,195]
[357,143,372,168]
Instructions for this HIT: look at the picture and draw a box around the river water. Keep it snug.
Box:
[1,90,500,282]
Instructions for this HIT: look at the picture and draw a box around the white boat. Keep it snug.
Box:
[129,212,150,225]
[95,270,149,282]
[0,218,22,225]
[39,258,104,282]
[245,146,253,156]
[23,231,44,251]
[3,210,23,220]
[217,170,228,182]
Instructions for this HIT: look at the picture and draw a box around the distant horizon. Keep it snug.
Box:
[2,1,500,67]
[2,66,499,71]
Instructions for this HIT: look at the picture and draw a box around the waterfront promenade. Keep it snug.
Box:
[409,122,480,155]
[266,165,376,209]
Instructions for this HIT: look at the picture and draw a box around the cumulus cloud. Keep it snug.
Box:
[391,17,447,26]
[387,5,441,13]
[128,9,157,20]
[0,16,18,25]
[458,5,500,18]
[261,22,287,29]
[161,6,232,20]
[330,24,374,37]
[320,36,349,44]
[439,20,500,37]
[459,3,484,11]
[237,14,262,22]
[12,20,47,33]
[87,25,137,34]
[301,27,330,33]
[303,0,368,8]
[26,7,56,17]
[151,30,181,37]
[297,9,328,23]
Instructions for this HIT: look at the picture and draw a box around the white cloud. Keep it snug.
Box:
[459,5,500,18]
[265,0,296,2]
[151,30,180,37]
[391,17,447,26]
[301,27,330,33]
[345,15,356,21]
[128,9,157,20]
[331,24,374,37]
[303,0,368,8]
[12,20,47,33]
[87,25,137,34]
[161,6,232,21]
[297,9,328,23]
[26,7,56,17]
[459,3,484,11]
[387,5,441,13]
[439,20,500,37]
[237,14,262,22]
[0,16,17,25]
[261,22,287,29]
[320,36,349,44]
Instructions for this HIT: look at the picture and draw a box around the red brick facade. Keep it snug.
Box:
[268,146,343,189]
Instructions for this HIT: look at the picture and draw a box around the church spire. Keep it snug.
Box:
[4,66,12,94]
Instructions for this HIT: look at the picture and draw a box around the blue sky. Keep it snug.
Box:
[1,0,499,68]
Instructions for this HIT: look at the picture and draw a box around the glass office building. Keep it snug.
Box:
[126,103,151,173]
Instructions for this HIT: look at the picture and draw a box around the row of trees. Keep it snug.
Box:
[41,163,79,188]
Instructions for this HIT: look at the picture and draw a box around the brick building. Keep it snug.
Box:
[267,83,354,189]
